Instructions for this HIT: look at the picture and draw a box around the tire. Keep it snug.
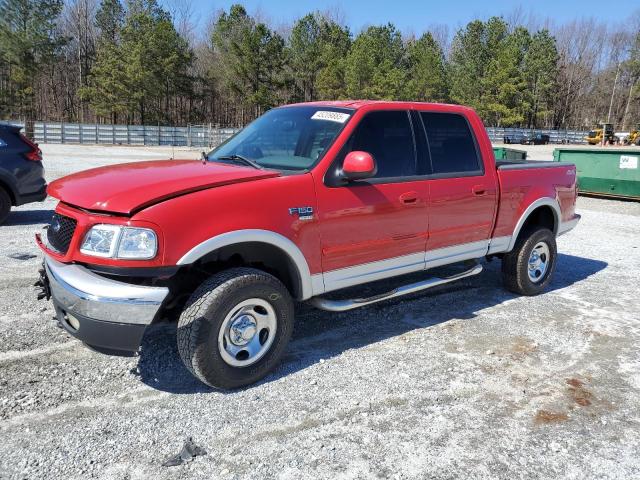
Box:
[177,267,294,389]
[0,187,11,225]
[501,228,557,296]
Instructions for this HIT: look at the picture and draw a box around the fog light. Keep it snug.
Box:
[65,313,80,331]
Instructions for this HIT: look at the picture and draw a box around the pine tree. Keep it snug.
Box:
[448,20,487,111]
[345,24,405,99]
[403,32,448,102]
[211,4,285,118]
[83,0,192,123]
[289,13,351,101]
[95,0,124,45]
[79,0,126,122]
[0,0,65,120]
[314,19,351,100]
[482,23,529,126]
[522,30,558,128]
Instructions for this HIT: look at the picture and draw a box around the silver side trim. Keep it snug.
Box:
[558,214,581,236]
[507,197,561,252]
[425,239,489,269]
[311,273,325,296]
[45,257,168,325]
[310,263,483,312]
[322,252,425,293]
[321,239,491,294]
[176,229,314,300]
[487,235,512,255]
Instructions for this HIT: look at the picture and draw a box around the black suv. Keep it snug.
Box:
[0,124,47,224]
[503,132,551,145]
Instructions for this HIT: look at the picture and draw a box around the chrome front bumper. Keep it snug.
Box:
[45,257,169,326]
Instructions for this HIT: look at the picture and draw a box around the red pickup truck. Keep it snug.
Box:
[36,101,580,389]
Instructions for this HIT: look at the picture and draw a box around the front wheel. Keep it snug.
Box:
[501,228,557,296]
[177,268,294,389]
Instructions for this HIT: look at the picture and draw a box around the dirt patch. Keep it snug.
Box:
[566,378,582,388]
[566,378,593,407]
[512,337,537,354]
[535,410,569,424]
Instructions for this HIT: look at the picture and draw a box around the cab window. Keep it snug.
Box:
[342,110,417,179]
[420,112,482,176]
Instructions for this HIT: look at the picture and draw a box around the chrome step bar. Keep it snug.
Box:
[310,263,483,312]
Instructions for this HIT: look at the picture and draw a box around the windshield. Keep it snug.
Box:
[207,106,353,170]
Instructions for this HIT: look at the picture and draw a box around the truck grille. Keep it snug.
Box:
[47,213,77,254]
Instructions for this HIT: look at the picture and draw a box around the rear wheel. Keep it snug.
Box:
[502,228,557,296]
[177,268,294,389]
[0,187,11,225]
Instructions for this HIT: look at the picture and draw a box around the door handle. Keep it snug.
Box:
[399,191,419,204]
[472,185,487,196]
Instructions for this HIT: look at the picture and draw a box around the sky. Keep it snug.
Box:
[170,0,630,35]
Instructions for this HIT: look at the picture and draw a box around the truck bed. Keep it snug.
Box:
[492,160,578,239]
[495,159,574,170]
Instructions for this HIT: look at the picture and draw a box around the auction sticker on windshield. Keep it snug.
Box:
[311,111,350,123]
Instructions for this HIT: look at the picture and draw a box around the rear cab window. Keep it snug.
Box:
[419,112,483,177]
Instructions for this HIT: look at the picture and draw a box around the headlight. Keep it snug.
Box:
[80,225,121,258]
[117,227,157,259]
[80,225,157,260]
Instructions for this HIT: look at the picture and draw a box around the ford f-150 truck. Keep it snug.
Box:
[36,101,580,389]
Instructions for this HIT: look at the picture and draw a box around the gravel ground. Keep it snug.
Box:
[1,144,639,479]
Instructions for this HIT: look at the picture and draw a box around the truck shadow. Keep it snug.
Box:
[136,253,607,394]
[4,209,53,226]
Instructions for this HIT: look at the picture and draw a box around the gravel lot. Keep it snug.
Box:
[1,144,639,479]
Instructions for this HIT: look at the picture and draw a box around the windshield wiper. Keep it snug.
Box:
[214,154,264,170]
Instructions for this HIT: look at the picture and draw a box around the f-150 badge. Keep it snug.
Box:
[289,207,314,220]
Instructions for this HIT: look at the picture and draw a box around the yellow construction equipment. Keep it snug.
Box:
[623,125,640,146]
[585,123,616,145]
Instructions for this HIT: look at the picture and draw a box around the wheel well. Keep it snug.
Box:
[153,241,306,324]
[517,206,556,242]
[189,241,302,299]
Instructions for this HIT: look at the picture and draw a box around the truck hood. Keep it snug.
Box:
[47,160,280,215]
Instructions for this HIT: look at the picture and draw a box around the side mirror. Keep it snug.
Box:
[342,151,377,181]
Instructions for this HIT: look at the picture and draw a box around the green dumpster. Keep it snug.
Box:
[493,147,527,161]
[553,148,640,200]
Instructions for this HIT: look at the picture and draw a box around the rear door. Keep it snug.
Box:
[315,110,430,291]
[418,111,498,267]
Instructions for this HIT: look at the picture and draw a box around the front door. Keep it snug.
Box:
[314,110,430,292]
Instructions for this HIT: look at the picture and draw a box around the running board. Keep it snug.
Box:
[310,263,483,312]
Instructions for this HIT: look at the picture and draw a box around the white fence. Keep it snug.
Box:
[32,122,240,148]
[2,120,590,146]
[485,127,587,144]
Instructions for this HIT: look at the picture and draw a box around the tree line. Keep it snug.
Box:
[1,0,639,130]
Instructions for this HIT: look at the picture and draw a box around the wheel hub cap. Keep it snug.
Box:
[230,315,257,346]
[218,298,278,367]
[528,241,550,283]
